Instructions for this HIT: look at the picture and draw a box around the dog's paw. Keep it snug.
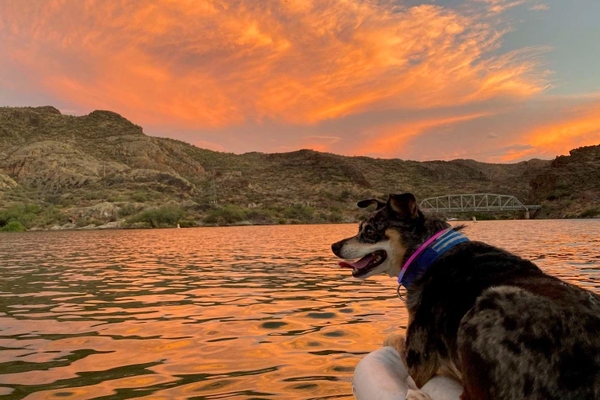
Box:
[406,388,433,400]
[383,333,406,354]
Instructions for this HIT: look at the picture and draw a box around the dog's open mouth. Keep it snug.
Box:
[339,250,387,278]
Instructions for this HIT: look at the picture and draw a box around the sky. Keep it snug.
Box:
[1,0,599,163]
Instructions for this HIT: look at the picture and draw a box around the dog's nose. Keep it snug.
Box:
[331,241,343,256]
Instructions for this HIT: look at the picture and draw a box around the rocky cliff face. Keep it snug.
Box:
[530,145,600,218]
[0,106,598,229]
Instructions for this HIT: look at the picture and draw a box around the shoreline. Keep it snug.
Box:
[3,216,599,233]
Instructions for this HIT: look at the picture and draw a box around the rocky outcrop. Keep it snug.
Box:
[0,107,202,195]
[530,145,600,218]
[0,171,17,189]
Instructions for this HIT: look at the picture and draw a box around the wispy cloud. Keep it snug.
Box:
[530,3,550,11]
[474,0,527,13]
[350,112,491,157]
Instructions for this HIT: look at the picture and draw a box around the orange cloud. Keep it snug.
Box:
[0,0,548,131]
[350,112,491,157]
[524,103,600,156]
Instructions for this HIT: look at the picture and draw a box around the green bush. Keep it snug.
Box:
[0,220,26,232]
[328,210,343,223]
[131,192,150,202]
[282,205,314,221]
[204,204,247,225]
[178,219,197,228]
[118,203,139,217]
[0,204,42,228]
[0,203,69,228]
[128,205,184,228]
[245,208,275,224]
[579,208,600,218]
[109,194,129,202]
[38,206,69,227]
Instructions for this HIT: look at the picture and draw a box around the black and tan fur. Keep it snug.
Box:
[331,193,600,400]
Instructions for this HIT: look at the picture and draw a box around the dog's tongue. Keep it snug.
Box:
[339,254,374,270]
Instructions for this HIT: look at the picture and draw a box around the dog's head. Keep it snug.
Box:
[331,193,449,279]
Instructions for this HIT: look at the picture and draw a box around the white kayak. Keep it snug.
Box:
[352,346,463,400]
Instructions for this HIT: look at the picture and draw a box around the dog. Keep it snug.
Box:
[331,193,600,400]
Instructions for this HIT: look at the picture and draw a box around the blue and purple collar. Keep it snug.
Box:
[397,227,469,290]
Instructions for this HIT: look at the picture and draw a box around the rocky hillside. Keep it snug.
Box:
[0,106,598,230]
[530,145,600,218]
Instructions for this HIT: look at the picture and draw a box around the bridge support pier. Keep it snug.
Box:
[524,209,530,219]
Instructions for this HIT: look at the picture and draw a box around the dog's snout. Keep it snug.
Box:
[331,240,344,256]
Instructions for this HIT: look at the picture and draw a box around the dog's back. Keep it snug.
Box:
[409,241,600,400]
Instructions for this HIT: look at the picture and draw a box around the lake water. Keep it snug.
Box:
[1,221,599,399]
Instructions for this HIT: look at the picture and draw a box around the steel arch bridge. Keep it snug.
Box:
[419,193,541,213]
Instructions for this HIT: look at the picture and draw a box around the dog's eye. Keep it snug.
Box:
[363,226,377,239]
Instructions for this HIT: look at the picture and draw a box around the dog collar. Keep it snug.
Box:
[397,227,469,289]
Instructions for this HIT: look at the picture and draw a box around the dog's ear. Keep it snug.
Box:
[387,193,419,219]
[357,199,386,210]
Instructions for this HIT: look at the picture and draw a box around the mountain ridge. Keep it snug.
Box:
[1,106,598,230]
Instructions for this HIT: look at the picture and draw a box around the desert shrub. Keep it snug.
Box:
[38,206,69,227]
[178,219,197,228]
[131,192,150,202]
[204,204,247,225]
[82,190,106,200]
[328,210,343,223]
[245,208,275,224]
[0,220,26,232]
[118,203,140,217]
[75,217,104,227]
[282,205,314,221]
[579,208,600,218]
[546,185,572,201]
[45,194,63,205]
[128,205,184,228]
[109,194,129,202]
[75,218,92,228]
[0,204,42,228]
[339,189,351,201]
